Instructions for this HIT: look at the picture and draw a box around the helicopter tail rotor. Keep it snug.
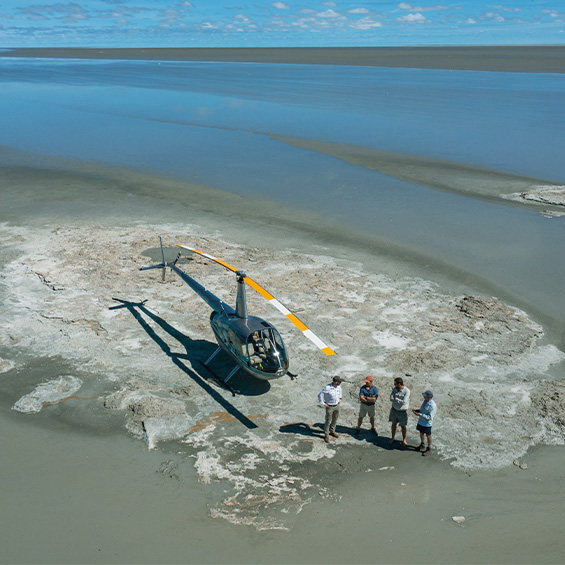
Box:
[159,236,166,281]
[177,245,336,356]
[139,236,167,280]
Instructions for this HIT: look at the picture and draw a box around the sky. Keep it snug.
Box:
[0,0,564,48]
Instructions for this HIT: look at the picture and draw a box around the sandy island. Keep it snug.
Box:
[267,134,565,211]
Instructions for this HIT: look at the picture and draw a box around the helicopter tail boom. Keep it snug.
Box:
[167,262,235,317]
[139,240,234,317]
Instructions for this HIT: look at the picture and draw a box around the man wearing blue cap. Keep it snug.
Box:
[412,390,437,456]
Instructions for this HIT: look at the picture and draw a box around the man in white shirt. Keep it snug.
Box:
[318,376,343,443]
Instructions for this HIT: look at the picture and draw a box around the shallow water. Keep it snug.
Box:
[2,58,565,175]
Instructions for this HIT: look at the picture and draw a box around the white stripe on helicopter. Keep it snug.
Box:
[178,245,335,356]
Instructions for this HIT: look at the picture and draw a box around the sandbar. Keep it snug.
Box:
[268,134,565,210]
[2,45,565,73]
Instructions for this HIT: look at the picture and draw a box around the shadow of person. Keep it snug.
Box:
[352,429,406,449]
[385,439,419,451]
[279,422,325,438]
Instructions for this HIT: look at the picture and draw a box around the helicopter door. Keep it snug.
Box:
[247,331,266,368]
[226,327,246,358]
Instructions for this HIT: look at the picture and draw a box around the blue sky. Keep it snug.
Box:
[0,1,564,48]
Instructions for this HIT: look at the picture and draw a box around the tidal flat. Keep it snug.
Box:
[4,45,565,73]
[1,47,565,563]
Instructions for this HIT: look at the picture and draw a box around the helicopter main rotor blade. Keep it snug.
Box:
[178,245,336,356]
[178,246,239,273]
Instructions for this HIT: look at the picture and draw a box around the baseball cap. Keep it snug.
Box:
[422,390,433,398]
[364,376,373,383]
[332,376,343,383]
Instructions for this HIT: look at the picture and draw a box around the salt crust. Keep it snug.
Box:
[3,222,565,529]
[0,357,16,373]
[503,185,565,211]
[12,375,83,414]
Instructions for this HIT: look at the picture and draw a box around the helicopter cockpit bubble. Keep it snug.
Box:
[247,327,289,374]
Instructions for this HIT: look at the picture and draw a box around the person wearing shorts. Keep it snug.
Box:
[389,377,410,446]
[413,390,437,456]
[355,376,379,436]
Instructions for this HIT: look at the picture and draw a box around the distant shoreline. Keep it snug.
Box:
[2,45,565,73]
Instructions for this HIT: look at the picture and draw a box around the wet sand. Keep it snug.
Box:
[3,408,564,564]
[2,45,565,73]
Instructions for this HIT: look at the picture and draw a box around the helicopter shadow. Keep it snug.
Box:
[110,298,269,429]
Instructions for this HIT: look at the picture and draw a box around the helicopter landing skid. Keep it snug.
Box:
[198,360,237,396]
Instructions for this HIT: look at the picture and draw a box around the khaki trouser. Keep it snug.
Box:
[324,404,340,435]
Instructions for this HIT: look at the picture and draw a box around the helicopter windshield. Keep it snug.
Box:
[247,327,289,374]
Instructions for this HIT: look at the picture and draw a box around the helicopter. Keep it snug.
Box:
[140,238,335,387]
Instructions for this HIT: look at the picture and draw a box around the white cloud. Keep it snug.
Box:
[398,2,448,11]
[349,8,369,14]
[483,11,506,22]
[291,17,313,28]
[272,2,290,9]
[317,9,341,18]
[18,3,89,23]
[543,9,565,22]
[397,12,431,23]
[479,8,526,23]
[351,17,382,29]
[488,4,521,12]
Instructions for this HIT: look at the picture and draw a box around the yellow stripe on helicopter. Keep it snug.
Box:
[178,244,335,356]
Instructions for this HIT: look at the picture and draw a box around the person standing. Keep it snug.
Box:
[318,376,343,443]
[355,376,379,436]
[389,377,410,446]
[413,390,437,456]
